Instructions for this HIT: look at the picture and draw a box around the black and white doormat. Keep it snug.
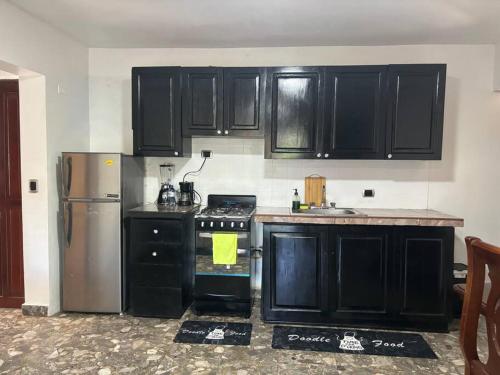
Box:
[272,326,437,359]
[174,321,252,346]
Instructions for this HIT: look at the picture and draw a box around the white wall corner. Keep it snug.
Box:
[494,43,500,91]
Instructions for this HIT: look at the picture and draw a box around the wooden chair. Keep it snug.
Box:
[459,237,500,375]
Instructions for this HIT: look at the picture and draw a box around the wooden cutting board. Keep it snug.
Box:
[304,176,326,207]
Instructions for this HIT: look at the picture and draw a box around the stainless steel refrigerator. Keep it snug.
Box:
[61,153,144,313]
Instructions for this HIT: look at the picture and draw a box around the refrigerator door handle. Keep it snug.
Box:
[64,156,72,197]
[64,202,73,248]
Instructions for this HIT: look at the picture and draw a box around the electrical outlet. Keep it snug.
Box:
[201,150,213,158]
[363,189,375,198]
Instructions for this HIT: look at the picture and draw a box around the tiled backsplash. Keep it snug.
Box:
[144,138,431,208]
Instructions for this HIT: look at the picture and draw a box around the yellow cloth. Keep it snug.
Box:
[212,233,238,265]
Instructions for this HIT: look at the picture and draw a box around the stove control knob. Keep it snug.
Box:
[231,222,235,228]
[200,222,205,228]
[240,222,244,228]
[220,222,224,228]
[210,221,214,228]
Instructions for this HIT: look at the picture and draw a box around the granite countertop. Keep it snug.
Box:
[127,203,200,218]
[253,207,464,227]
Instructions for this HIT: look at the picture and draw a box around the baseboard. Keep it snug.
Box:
[21,304,48,317]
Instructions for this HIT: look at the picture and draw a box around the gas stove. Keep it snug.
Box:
[195,195,256,232]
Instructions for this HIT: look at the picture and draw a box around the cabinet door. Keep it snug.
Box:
[330,226,391,317]
[265,67,325,159]
[182,67,223,136]
[132,67,184,156]
[324,66,386,159]
[395,227,453,322]
[262,225,329,323]
[386,64,446,160]
[223,68,266,137]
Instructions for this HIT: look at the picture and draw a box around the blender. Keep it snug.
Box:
[157,163,176,206]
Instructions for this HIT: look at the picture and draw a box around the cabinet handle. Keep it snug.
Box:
[153,229,158,234]
[174,151,179,156]
[324,153,329,158]
[387,153,393,159]
[316,153,322,158]
[224,130,229,135]
[152,251,157,257]
[217,130,222,135]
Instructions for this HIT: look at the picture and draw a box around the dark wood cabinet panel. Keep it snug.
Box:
[223,68,266,137]
[265,67,325,159]
[262,224,329,323]
[324,66,387,159]
[386,64,446,159]
[126,216,195,318]
[132,67,190,157]
[395,226,453,321]
[331,226,390,314]
[182,67,223,136]
[262,223,454,331]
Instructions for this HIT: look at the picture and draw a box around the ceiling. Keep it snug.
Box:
[8,0,500,48]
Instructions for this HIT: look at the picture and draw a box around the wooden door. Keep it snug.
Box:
[132,67,187,157]
[0,80,24,308]
[181,67,223,136]
[223,68,266,137]
[324,66,387,159]
[262,224,329,323]
[265,67,325,159]
[330,226,391,316]
[385,64,446,160]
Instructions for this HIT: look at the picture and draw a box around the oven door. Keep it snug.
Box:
[195,231,251,276]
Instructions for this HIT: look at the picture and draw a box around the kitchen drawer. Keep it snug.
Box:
[194,275,251,301]
[129,286,184,318]
[129,241,182,265]
[129,264,183,287]
[131,219,184,244]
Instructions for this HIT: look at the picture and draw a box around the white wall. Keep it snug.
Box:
[494,43,500,91]
[0,1,90,314]
[89,45,500,264]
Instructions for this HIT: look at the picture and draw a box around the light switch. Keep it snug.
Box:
[29,179,38,193]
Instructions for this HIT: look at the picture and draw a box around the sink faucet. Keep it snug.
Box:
[330,202,336,209]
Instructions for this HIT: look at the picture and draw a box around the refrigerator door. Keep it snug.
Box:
[62,153,121,200]
[63,201,122,313]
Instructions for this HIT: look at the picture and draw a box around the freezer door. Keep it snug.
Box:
[62,153,121,200]
[63,201,122,313]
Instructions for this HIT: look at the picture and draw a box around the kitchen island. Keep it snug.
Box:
[254,207,463,332]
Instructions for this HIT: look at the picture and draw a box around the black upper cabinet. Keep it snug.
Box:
[265,67,325,159]
[132,67,190,157]
[181,67,224,137]
[385,64,446,160]
[324,66,387,159]
[223,68,266,137]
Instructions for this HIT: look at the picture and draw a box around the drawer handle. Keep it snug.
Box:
[153,229,159,234]
[152,251,158,257]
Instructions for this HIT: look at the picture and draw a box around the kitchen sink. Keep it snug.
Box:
[292,207,365,216]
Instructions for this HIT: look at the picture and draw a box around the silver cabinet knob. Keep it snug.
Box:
[152,252,157,257]
[153,229,159,234]
[387,153,393,159]
[324,153,330,158]
[174,151,179,156]
[316,153,322,158]
[224,130,229,135]
[217,130,222,135]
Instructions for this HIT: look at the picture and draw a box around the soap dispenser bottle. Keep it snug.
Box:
[292,189,300,211]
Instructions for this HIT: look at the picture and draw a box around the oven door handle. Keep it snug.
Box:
[205,293,238,299]
[197,232,248,239]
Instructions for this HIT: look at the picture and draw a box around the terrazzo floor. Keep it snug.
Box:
[0,299,487,374]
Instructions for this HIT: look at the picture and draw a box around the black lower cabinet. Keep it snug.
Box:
[262,224,454,332]
[262,225,329,323]
[126,216,195,318]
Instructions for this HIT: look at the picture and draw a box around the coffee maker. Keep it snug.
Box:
[178,181,195,206]
[157,163,176,206]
